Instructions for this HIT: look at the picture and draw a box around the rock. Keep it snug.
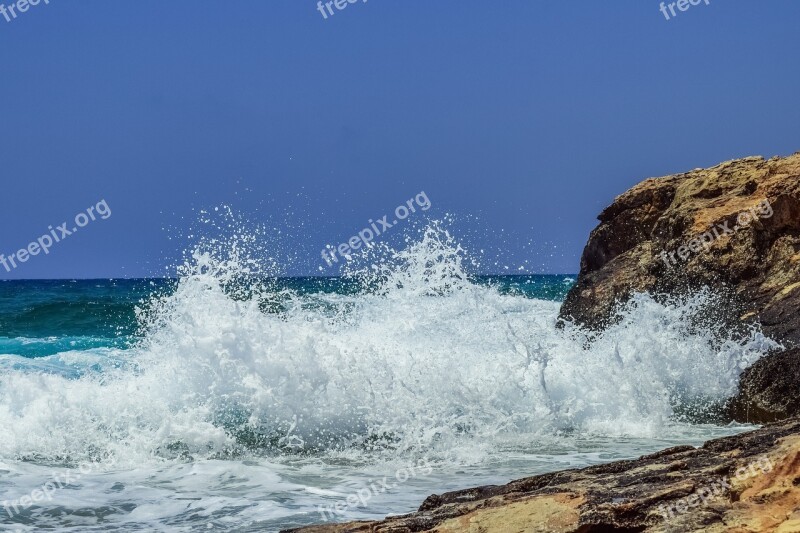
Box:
[727,347,800,424]
[284,417,800,532]
[557,153,800,422]
[558,153,800,342]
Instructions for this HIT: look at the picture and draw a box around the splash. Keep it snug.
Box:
[0,223,776,467]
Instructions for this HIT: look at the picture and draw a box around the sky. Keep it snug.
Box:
[0,0,798,279]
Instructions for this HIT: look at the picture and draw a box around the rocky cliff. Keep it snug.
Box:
[558,153,800,423]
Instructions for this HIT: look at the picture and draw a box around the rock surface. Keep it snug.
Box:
[727,347,800,424]
[285,417,800,532]
[557,153,800,422]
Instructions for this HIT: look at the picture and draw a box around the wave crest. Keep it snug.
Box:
[0,224,776,465]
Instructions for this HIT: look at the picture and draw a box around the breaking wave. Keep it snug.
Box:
[0,224,776,468]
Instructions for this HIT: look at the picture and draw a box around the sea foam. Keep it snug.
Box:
[0,224,776,467]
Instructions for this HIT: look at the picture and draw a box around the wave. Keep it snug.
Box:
[0,279,166,340]
[0,224,777,467]
[0,336,135,359]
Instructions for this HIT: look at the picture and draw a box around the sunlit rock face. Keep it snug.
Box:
[558,152,800,422]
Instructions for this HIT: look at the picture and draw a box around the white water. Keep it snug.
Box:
[0,226,777,531]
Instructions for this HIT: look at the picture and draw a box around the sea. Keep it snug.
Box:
[0,226,777,531]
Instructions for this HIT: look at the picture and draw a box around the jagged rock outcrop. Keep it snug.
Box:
[727,347,800,424]
[285,417,800,532]
[557,153,800,422]
[559,153,800,342]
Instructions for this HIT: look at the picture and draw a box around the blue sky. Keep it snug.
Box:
[1,0,798,278]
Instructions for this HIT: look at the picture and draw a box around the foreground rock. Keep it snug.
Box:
[727,347,800,423]
[557,153,800,422]
[286,418,800,532]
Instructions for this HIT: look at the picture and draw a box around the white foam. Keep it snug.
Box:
[0,225,776,468]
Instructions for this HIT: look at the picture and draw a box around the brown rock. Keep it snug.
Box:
[727,347,800,424]
[284,418,800,532]
[557,153,800,422]
[559,153,800,340]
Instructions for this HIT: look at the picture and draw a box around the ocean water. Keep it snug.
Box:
[0,227,777,532]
